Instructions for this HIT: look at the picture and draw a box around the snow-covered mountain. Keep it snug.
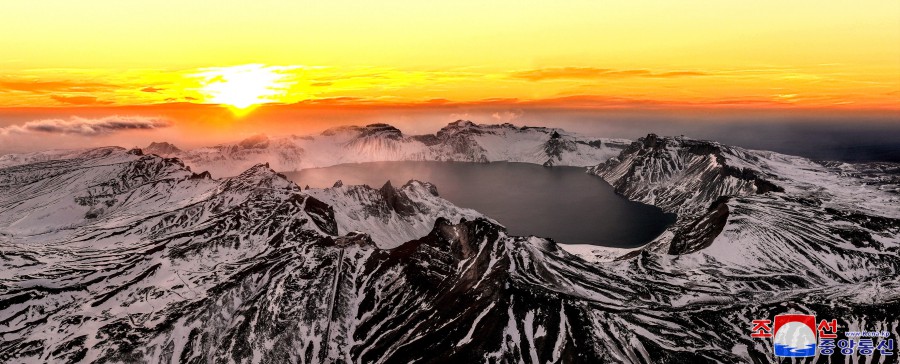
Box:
[1,128,898,363]
[145,121,630,177]
[589,134,899,282]
[305,180,489,249]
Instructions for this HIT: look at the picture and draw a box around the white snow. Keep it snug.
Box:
[142,121,629,177]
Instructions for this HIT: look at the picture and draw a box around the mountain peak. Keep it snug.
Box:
[379,179,418,216]
[221,162,297,191]
[320,125,363,136]
[130,119,630,178]
[449,119,477,127]
[359,123,403,139]
[438,120,483,137]
[641,133,660,149]
[236,162,274,177]
[403,179,439,196]
[380,179,394,191]
[238,134,270,149]
[145,141,182,155]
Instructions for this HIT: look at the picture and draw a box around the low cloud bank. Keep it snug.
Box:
[0,116,170,136]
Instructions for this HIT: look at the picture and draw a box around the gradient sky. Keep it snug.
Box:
[1,1,898,152]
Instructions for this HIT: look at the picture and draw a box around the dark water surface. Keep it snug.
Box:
[284,161,676,247]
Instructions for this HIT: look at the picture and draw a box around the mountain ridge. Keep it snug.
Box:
[1,125,898,363]
[134,121,631,177]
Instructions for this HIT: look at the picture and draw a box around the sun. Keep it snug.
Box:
[194,64,295,115]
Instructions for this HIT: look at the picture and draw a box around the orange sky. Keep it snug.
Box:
[0,1,898,151]
[1,62,897,110]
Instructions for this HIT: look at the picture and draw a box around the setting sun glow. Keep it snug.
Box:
[194,64,296,114]
[0,1,896,117]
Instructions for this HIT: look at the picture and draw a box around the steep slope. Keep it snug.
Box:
[305,179,489,249]
[0,148,654,363]
[2,137,899,363]
[0,147,131,170]
[590,134,900,287]
[151,121,629,177]
[0,149,341,362]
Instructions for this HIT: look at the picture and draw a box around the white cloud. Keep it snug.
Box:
[491,110,524,123]
[0,116,170,136]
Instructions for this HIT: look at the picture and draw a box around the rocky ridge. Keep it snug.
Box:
[131,121,629,177]
[1,128,898,363]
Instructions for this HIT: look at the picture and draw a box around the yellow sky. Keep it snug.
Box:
[0,0,898,110]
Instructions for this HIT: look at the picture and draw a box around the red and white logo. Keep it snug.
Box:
[773,314,817,357]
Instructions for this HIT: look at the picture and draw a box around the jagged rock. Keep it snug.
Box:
[592,134,783,212]
[592,133,900,285]
[190,171,212,179]
[668,196,729,254]
[642,133,659,148]
[543,131,577,161]
[379,180,417,216]
[412,180,439,197]
[332,231,376,247]
[2,135,899,364]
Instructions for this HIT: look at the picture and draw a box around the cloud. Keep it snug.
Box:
[0,79,115,93]
[491,110,524,123]
[0,116,171,136]
[141,86,165,93]
[655,71,708,78]
[509,67,708,81]
[50,95,114,105]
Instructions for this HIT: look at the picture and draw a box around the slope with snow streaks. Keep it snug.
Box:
[591,134,780,213]
[591,133,900,288]
[0,150,338,362]
[305,179,488,249]
[3,137,900,363]
[0,149,630,363]
[0,147,731,363]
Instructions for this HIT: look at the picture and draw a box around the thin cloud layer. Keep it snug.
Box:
[0,79,116,93]
[0,116,170,136]
[509,67,709,81]
[0,64,895,110]
[50,95,113,105]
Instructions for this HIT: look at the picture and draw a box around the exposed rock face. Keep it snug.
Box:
[667,196,730,254]
[592,134,783,212]
[378,180,417,216]
[542,130,578,166]
[592,134,900,284]
[144,142,182,156]
[306,179,484,248]
[0,149,633,363]
[1,133,899,363]
[356,123,404,140]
